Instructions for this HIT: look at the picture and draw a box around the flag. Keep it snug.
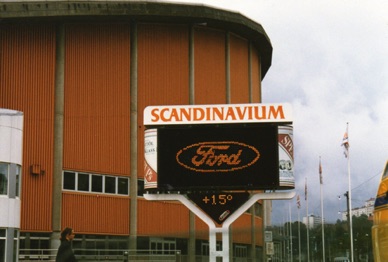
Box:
[297,194,301,209]
[305,178,308,201]
[341,125,349,158]
[319,158,323,184]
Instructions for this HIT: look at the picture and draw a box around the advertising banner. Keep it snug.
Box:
[144,129,157,189]
[278,126,294,189]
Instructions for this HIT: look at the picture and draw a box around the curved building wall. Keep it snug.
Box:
[0,0,272,257]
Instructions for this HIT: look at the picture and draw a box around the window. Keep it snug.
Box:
[382,161,388,178]
[15,165,21,197]
[0,229,5,262]
[13,230,19,262]
[63,171,75,190]
[63,171,129,196]
[0,162,22,197]
[72,234,129,256]
[118,178,129,195]
[201,242,221,256]
[201,242,209,256]
[0,163,8,195]
[137,179,144,197]
[104,176,116,194]
[78,173,89,192]
[235,245,247,258]
[19,232,50,250]
[91,175,103,193]
[150,238,176,255]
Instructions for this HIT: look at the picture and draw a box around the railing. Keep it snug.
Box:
[18,249,256,262]
[19,249,182,262]
[75,249,181,261]
[19,249,57,261]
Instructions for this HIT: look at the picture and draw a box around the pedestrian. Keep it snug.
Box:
[56,227,77,262]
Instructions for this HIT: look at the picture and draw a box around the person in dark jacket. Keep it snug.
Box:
[56,227,77,262]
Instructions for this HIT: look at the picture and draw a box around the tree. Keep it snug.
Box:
[269,214,373,261]
[353,214,373,261]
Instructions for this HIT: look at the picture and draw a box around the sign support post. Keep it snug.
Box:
[144,191,295,262]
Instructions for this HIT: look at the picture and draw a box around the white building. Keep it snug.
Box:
[303,215,324,229]
[341,198,375,220]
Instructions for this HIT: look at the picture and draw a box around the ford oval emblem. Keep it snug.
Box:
[176,141,260,172]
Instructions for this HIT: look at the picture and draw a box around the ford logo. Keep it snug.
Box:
[176,141,260,172]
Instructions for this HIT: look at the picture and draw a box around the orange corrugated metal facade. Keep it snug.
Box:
[62,193,130,235]
[138,199,190,238]
[194,28,227,104]
[0,24,56,232]
[251,47,262,103]
[1,2,273,258]
[63,23,131,175]
[137,23,190,181]
[230,34,250,104]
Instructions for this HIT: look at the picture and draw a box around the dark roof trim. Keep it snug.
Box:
[0,1,272,77]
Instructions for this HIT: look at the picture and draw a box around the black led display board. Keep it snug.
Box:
[156,124,279,191]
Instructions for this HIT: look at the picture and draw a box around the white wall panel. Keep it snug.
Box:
[0,109,23,165]
[0,198,21,228]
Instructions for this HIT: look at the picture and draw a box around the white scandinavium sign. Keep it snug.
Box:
[144,103,292,125]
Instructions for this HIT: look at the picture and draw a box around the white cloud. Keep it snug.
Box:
[257,0,388,224]
[165,0,388,224]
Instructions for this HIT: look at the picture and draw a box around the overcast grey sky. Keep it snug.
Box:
[166,0,388,224]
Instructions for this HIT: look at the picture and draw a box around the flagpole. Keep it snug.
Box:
[305,177,310,262]
[298,209,302,262]
[283,216,286,261]
[347,123,354,262]
[297,198,301,262]
[289,202,293,262]
[341,122,353,262]
[319,156,326,262]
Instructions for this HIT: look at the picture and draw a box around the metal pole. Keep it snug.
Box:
[306,178,310,262]
[320,157,325,262]
[289,203,293,262]
[129,21,138,251]
[188,25,196,262]
[346,123,354,262]
[51,23,65,251]
[298,208,301,262]
[320,177,325,262]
